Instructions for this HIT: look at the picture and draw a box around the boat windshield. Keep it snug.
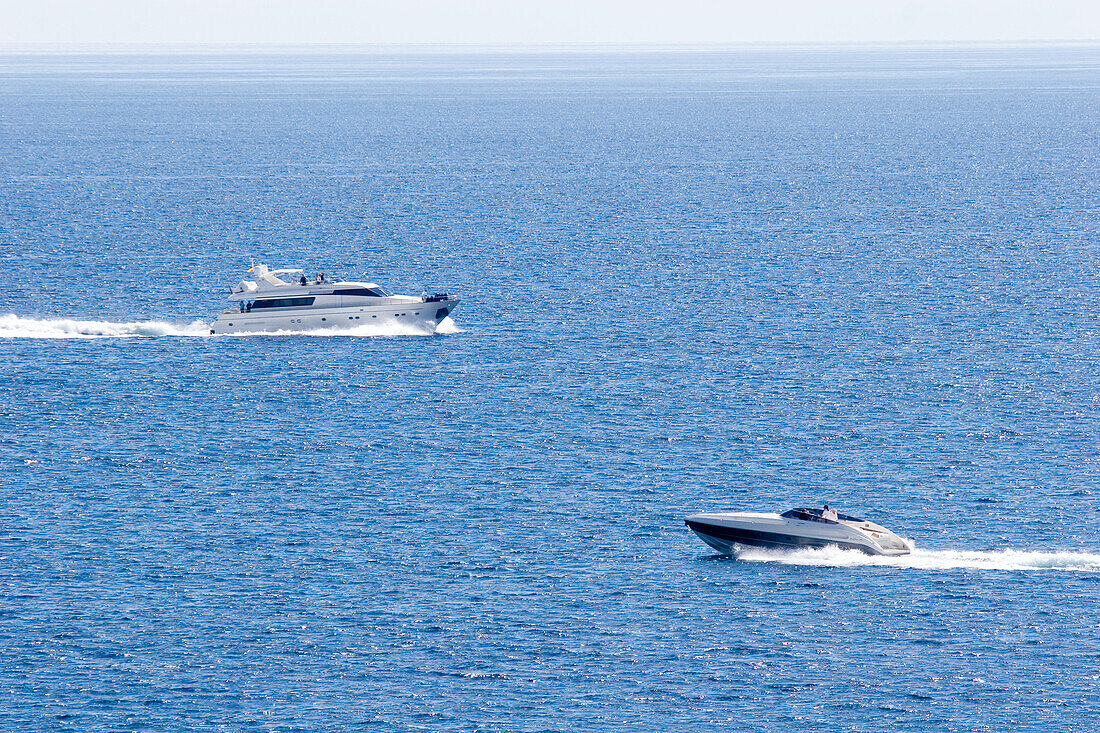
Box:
[333,287,391,297]
[782,508,832,522]
[781,507,866,523]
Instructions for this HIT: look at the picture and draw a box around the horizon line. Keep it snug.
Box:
[1,39,1099,56]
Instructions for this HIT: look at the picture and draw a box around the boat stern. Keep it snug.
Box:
[847,520,913,556]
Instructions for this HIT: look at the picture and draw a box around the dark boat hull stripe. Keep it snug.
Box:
[685,519,878,555]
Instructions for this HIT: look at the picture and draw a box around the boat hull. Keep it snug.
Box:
[210,301,457,335]
[685,512,910,557]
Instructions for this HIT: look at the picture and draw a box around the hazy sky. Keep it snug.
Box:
[2,0,1099,47]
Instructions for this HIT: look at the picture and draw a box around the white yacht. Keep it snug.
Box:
[685,506,913,557]
[209,263,459,335]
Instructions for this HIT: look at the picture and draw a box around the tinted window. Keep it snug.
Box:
[782,508,825,521]
[251,297,316,309]
[333,288,387,297]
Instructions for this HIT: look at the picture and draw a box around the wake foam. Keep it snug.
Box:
[434,317,462,335]
[221,317,461,338]
[0,314,211,339]
[0,314,461,339]
[732,545,1100,572]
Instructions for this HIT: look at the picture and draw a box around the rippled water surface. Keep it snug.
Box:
[1,47,1099,731]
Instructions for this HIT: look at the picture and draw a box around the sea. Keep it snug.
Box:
[0,45,1098,732]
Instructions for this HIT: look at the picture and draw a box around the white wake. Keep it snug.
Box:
[221,317,461,338]
[0,314,211,339]
[0,314,461,339]
[733,545,1100,572]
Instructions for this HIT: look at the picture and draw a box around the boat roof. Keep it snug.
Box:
[227,263,382,300]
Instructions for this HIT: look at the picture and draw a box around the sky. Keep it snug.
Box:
[1,0,1098,47]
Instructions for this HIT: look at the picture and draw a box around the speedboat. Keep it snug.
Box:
[685,506,912,556]
[209,263,459,335]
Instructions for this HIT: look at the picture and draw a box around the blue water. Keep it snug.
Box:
[1,46,1099,731]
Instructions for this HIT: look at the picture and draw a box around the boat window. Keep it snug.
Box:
[333,287,389,297]
[251,297,316,309]
[781,507,837,523]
